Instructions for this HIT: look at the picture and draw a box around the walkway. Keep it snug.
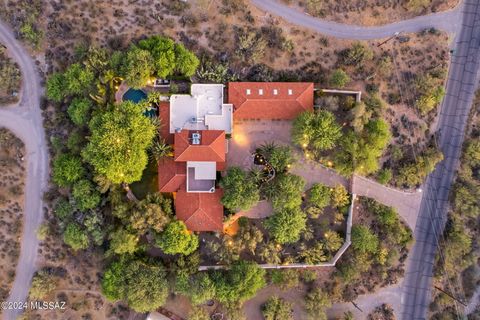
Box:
[291,158,422,230]
[0,21,48,320]
[250,0,463,39]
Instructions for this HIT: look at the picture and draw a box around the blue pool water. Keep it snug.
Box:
[122,88,147,103]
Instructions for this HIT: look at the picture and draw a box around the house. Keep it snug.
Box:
[228,82,314,120]
[158,82,314,232]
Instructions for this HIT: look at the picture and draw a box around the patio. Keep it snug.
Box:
[227,120,294,169]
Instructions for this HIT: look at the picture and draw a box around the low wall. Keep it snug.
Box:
[198,194,356,271]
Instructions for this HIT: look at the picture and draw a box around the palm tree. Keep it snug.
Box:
[257,141,277,158]
[150,137,173,164]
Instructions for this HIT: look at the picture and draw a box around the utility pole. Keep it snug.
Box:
[434,286,467,307]
[378,31,401,47]
[351,301,363,312]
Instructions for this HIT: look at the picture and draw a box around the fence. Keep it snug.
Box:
[198,194,356,271]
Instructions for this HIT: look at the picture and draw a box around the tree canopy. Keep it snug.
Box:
[262,296,293,320]
[220,167,260,211]
[63,223,90,251]
[83,101,156,184]
[108,227,140,255]
[122,46,154,88]
[265,207,307,244]
[101,258,169,312]
[212,260,266,304]
[308,183,331,209]
[52,153,85,187]
[72,179,101,211]
[330,69,350,88]
[351,225,379,254]
[155,220,199,255]
[264,173,305,211]
[68,97,92,126]
[292,110,342,152]
[137,35,199,78]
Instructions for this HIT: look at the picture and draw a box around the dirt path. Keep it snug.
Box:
[0,21,48,320]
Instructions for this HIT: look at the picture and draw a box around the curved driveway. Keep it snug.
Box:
[251,0,463,39]
[0,21,48,320]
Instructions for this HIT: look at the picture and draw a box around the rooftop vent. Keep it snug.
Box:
[246,89,251,95]
[259,89,264,95]
[192,132,201,145]
[273,89,278,95]
[288,89,293,95]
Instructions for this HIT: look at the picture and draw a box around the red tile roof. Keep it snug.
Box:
[174,130,226,162]
[159,102,173,145]
[175,187,224,232]
[158,158,186,192]
[228,82,314,120]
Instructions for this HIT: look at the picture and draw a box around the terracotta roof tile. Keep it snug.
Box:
[228,82,314,120]
[158,158,186,192]
[175,187,224,232]
[159,102,174,145]
[174,130,226,162]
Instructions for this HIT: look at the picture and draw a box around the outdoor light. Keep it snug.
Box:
[302,143,307,148]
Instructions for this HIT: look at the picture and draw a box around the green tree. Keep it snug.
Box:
[63,63,95,95]
[67,97,91,126]
[101,258,169,312]
[46,73,66,102]
[343,42,374,65]
[156,220,199,255]
[406,0,431,12]
[304,288,331,320]
[464,139,480,166]
[150,137,173,163]
[188,307,211,320]
[351,225,379,254]
[299,242,328,264]
[264,174,305,210]
[29,270,58,299]
[415,74,445,114]
[129,193,173,234]
[262,296,293,320]
[397,147,443,187]
[176,273,216,305]
[258,143,295,172]
[213,260,266,303]
[329,69,350,88]
[331,185,350,208]
[63,223,90,251]
[265,207,307,244]
[220,167,260,211]
[270,269,300,290]
[292,110,342,152]
[138,36,176,78]
[108,227,139,255]
[83,101,156,184]
[72,179,101,211]
[174,42,200,77]
[52,153,85,187]
[308,183,331,209]
[54,197,74,221]
[335,119,391,176]
[323,230,343,252]
[122,46,154,88]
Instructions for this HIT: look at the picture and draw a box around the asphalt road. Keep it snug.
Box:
[0,21,48,320]
[251,0,463,39]
[401,1,480,319]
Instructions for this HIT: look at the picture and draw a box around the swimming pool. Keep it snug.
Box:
[122,88,147,103]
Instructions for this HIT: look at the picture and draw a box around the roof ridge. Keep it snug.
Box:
[183,194,223,229]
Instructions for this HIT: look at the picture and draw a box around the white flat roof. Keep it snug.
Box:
[187,161,217,180]
[170,84,232,134]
